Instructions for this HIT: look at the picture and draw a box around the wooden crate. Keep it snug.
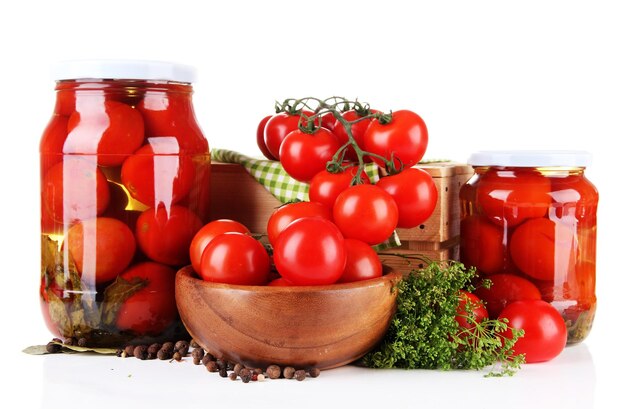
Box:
[209,161,472,274]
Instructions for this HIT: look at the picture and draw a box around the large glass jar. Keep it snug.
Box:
[40,61,210,346]
[460,151,598,344]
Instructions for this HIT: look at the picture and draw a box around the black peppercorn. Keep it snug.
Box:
[205,361,218,372]
[308,368,321,378]
[240,368,252,383]
[124,345,135,357]
[252,368,264,375]
[172,351,182,361]
[174,340,189,356]
[157,348,172,360]
[161,342,174,353]
[216,359,226,370]
[191,348,204,361]
[283,366,295,379]
[229,372,238,381]
[201,354,214,366]
[266,364,281,379]
[148,343,161,355]
[204,352,216,362]
[64,337,77,346]
[226,361,235,371]
[219,367,228,378]
[233,363,243,375]
[134,345,148,360]
[77,338,88,347]
[294,369,306,381]
[190,339,200,349]
[46,342,62,354]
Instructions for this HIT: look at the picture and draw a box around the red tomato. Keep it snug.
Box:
[66,217,136,284]
[264,111,314,159]
[115,262,177,335]
[121,137,195,207]
[199,232,270,285]
[189,219,250,274]
[54,89,76,117]
[455,290,489,334]
[510,218,576,281]
[135,205,203,266]
[274,218,346,285]
[363,110,428,169]
[66,100,144,167]
[499,300,567,363]
[266,201,332,246]
[474,274,541,319]
[333,185,398,245]
[550,175,599,226]
[279,127,341,183]
[460,215,505,275]
[40,115,69,173]
[309,167,370,211]
[337,239,382,283]
[268,277,293,287]
[476,169,551,227]
[137,93,209,153]
[42,158,111,223]
[320,112,336,131]
[256,115,276,160]
[376,168,437,228]
[332,109,379,161]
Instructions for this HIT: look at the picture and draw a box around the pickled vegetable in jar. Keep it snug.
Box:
[460,151,598,344]
[40,60,210,346]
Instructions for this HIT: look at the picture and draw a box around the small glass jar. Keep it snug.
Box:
[460,151,598,344]
[40,60,210,346]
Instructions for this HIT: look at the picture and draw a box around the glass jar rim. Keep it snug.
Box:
[51,59,197,83]
[468,150,592,168]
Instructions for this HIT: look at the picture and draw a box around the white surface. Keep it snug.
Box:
[1,1,625,408]
[50,59,197,83]
[467,150,593,167]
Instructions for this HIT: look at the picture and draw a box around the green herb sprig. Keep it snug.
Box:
[363,261,524,376]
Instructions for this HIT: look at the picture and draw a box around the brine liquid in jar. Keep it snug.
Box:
[40,61,210,346]
[460,151,598,344]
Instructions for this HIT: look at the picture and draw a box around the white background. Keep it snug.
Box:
[1,1,625,408]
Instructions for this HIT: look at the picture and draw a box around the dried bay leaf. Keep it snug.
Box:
[101,276,148,326]
[22,343,117,355]
[47,290,72,337]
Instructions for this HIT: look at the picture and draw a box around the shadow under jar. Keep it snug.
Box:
[460,151,598,344]
[40,60,210,347]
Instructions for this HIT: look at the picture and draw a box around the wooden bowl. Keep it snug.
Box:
[175,266,401,370]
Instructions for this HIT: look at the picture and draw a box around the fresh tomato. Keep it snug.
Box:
[455,290,488,334]
[115,262,177,335]
[121,137,196,207]
[189,219,250,274]
[473,274,541,319]
[66,100,145,167]
[332,109,379,161]
[199,232,270,285]
[309,167,370,211]
[66,217,136,284]
[264,111,314,159]
[273,218,346,285]
[476,169,551,227]
[333,184,398,245]
[499,299,567,363]
[42,158,111,223]
[320,112,336,131]
[363,110,428,169]
[266,201,332,246]
[40,115,69,173]
[256,115,276,160]
[135,205,203,266]
[460,215,505,275]
[279,127,341,183]
[268,277,294,287]
[376,168,437,228]
[337,239,382,283]
[510,218,576,281]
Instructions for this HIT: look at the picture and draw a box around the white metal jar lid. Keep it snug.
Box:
[468,150,592,168]
[51,59,197,83]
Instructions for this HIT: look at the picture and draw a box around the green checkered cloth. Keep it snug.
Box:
[211,148,401,250]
